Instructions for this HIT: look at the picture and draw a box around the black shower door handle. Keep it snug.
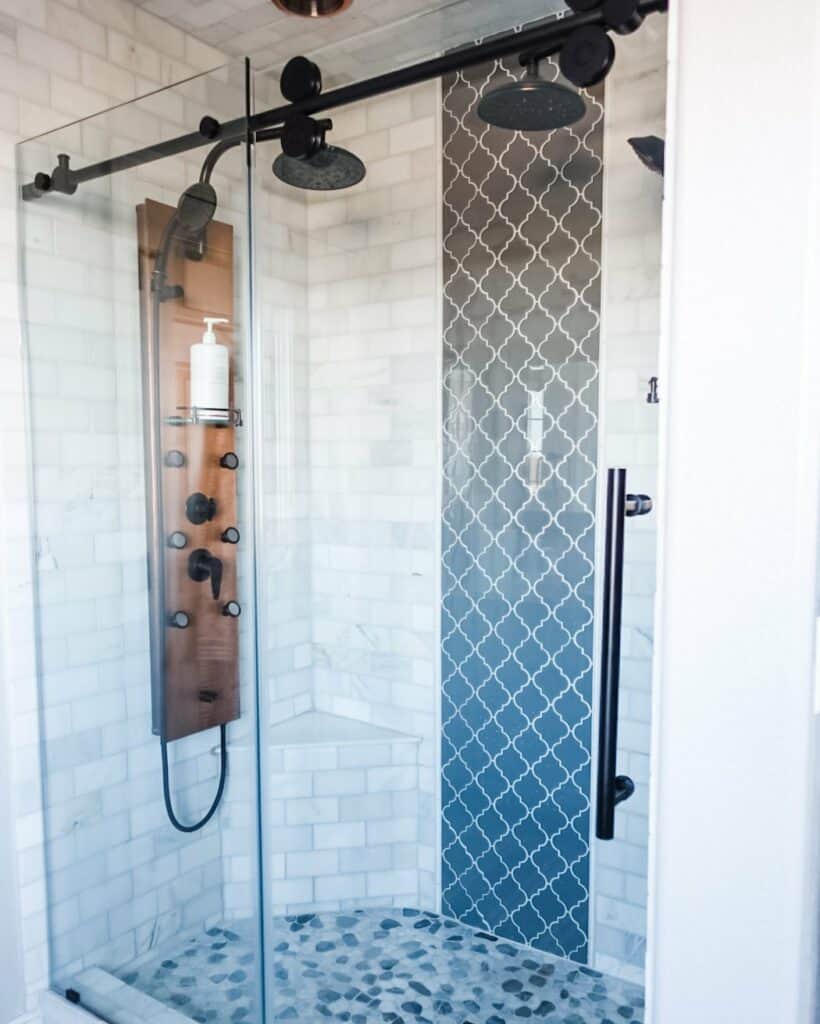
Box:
[596,468,652,840]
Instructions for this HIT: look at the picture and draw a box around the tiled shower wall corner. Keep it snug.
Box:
[2,8,227,1012]
[256,115,313,732]
[592,19,666,983]
[301,82,442,910]
[440,55,604,963]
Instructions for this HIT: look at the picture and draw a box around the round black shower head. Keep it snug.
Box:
[477,66,586,132]
[273,144,366,191]
[176,181,217,233]
[273,0,353,14]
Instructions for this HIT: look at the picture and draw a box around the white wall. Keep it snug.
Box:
[0,2,225,1014]
[647,1,820,1021]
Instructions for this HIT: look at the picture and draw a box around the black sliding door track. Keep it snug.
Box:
[21,0,667,200]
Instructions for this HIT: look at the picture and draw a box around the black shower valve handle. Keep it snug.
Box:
[210,556,223,601]
[188,548,223,600]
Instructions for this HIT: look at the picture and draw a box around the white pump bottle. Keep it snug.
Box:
[190,316,229,414]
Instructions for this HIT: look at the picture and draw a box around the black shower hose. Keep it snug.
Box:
[161,724,228,833]
[153,213,229,834]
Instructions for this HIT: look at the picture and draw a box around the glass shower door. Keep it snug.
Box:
[17,60,265,1024]
[250,3,665,1014]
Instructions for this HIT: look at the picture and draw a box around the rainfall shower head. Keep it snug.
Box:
[272,0,354,15]
[628,135,665,176]
[273,113,365,191]
[175,181,218,234]
[477,61,586,132]
[273,145,366,191]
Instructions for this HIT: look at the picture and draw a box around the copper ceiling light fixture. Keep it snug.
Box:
[272,0,353,15]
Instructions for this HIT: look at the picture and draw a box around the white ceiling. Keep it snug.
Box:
[132,0,569,77]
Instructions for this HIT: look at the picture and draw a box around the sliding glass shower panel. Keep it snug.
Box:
[17,61,264,1024]
[441,59,603,964]
[251,3,664,1014]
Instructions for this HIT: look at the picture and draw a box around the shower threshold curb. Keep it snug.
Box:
[59,968,190,1024]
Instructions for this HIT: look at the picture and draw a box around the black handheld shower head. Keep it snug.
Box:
[176,181,218,234]
[477,62,587,132]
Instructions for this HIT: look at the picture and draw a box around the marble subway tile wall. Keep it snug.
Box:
[253,82,313,731]
[267,723,422,914]
[304,82,442,909]
[593,20,666,983]
[8,23,268,1007]
[2,7,229,1011]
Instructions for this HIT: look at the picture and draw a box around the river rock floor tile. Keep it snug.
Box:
[116,907,644,1024]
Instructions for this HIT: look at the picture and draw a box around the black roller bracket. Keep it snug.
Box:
[281,114,330,160]
[565,0,604,10]
[560,25,616,88]
[280,56,323,103]
[186,491,216,525]
[603,0,645,33]
[199,689,219,703]
[199,115,221,140]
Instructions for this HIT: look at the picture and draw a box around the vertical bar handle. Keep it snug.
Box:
[596,468,642,840]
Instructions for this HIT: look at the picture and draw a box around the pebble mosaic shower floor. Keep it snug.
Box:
[116,908,644,1024]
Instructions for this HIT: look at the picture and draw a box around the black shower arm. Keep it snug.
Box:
[198,125,283,184]
[21,0,667,201]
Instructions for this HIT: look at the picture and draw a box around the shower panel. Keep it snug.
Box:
[137,199,242,744]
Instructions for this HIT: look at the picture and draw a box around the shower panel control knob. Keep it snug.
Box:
[168,531,188,550]
[188,548,223,600]
[167,611,190,629]
[186,492,216,525]
[221,527,240,545]
[164,449,186,468]
[222,601,241,618]
[220,451,239,470]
